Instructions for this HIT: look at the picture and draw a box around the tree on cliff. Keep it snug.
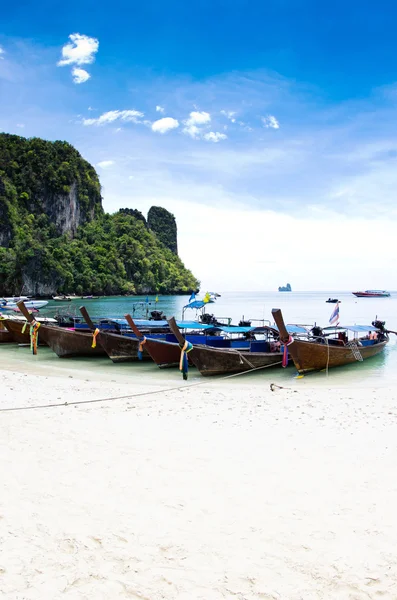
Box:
[148,206,178,254]
[0,134,199,296]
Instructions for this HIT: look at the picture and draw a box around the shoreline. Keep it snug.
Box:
[1,357,397,599]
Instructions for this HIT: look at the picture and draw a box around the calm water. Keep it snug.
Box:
[2,291,397,388]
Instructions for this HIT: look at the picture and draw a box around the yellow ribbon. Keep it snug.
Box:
[92,328,100,348]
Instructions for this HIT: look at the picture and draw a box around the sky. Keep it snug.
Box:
[1,0,397,291]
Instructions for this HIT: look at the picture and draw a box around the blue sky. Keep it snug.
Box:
[1,1,397,290]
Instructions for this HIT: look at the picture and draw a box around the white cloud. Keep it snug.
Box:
[183,124,201,139]
[97,160,114,168]
[16,123,25,128]
[186,111,211,126]
[0,46,4,59]
[57,33,99,67]
[72,67,90,84]
[88,106,95,111]
[83,109,144,126]
[221,110,236,123]
[262,115,280,129]
[151,117,179,134]
[203,132,227,143]
[182,111,211,139]
[156,105,165,113]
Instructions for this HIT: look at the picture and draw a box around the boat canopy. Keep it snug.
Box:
[106,318,271,334]
[274,324,309,334]
[183,300,206,310]
[323,325,379,333]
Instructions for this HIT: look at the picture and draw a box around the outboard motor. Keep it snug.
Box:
[372,319,386,332]
[311,325,323,339]
[150,310,165,321]
[200,313,217,325]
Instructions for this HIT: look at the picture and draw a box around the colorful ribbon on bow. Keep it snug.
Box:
[138,336,146,360]
[30,320,41,355]
[282,335,294,368]
[92,328,100,348]
[179,340,193,380]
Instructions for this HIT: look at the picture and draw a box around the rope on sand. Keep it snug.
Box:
[270,383,291,391]
[0,360,287,414]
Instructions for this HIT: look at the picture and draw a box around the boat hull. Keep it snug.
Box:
[188,345,284,376]
[2,319,48,345]
[96,331,150,362]
[0,321,14,343]
[2,300,49,310]
[352,292,390,298]
[143,337,186,368]
[286,338,388,374]
[37,325,106,358]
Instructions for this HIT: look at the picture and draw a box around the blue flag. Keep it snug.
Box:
[189,292,196,303]
[145,296,149,303]
[329,302,340,325]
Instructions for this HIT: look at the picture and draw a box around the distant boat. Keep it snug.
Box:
[326,298,340,303]
[53,295,72,301]
[352,290,390,298]
[3,296,30,302]
[278,283,292,292]
[0,299,48,310]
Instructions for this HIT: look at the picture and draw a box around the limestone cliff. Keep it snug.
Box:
[0,134,102,244]
[0,134,199,296]
[148,206,178,254]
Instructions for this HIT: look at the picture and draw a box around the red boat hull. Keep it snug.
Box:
[143,337,185,368]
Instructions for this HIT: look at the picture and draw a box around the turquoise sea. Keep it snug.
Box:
[2,291,397,388]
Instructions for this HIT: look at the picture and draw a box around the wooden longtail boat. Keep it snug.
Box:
[125,314,182,367]
[80,307,150,362]
[2,318,49,345]
[17,301,107,358]
[167,317,284,376]
[272,308,389,374]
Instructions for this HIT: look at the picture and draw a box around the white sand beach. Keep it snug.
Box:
[1,362,397,599]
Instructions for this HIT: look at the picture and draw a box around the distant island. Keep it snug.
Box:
[278,283,292,292]
[0,134,199,297]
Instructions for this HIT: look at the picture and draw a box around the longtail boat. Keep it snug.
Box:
[80,307,150,362]
[126,315,265,369]
[272,308,389,374]
[125,314,182,367]
[167,317,285,377]
[17,301,107,358]
[1,316,58,345]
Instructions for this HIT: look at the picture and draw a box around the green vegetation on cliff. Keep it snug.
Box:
[0,134,199,296]
[148,206,178,254]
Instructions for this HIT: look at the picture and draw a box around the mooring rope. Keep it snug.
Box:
[0,360,284,414]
